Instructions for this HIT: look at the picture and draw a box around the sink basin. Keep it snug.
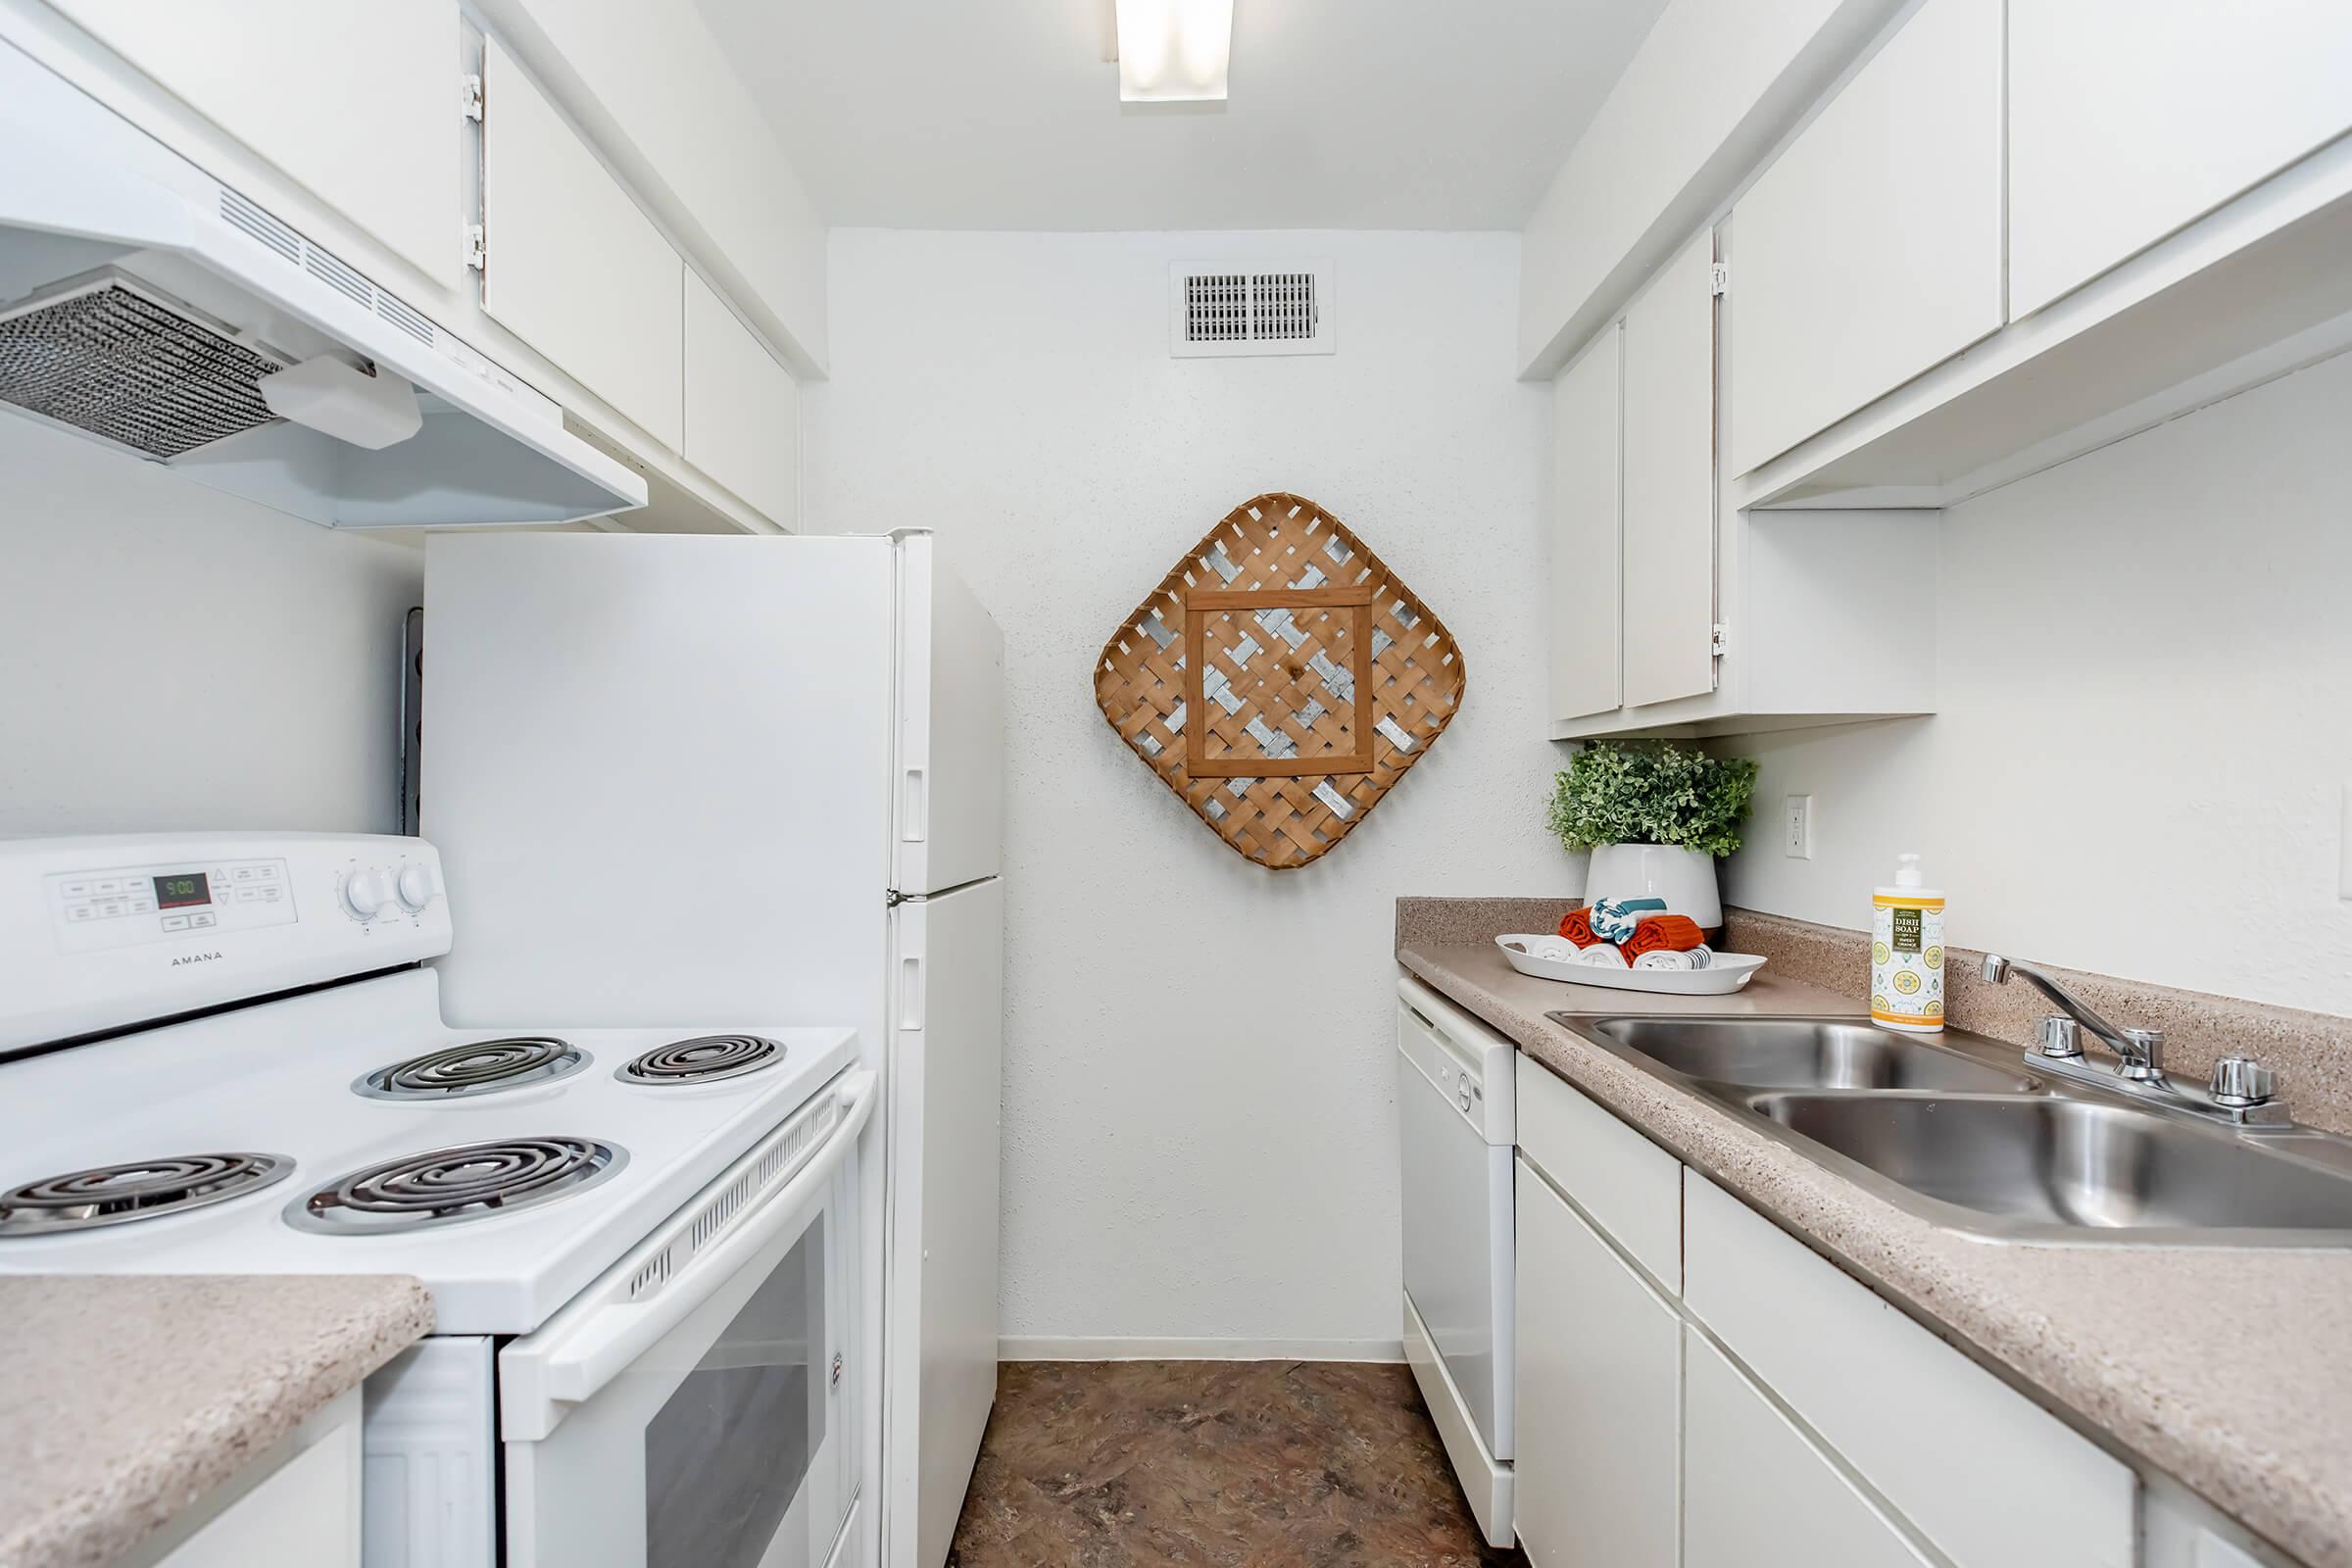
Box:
[1568,1016,2040,1096]
[1750,1093,2352,1241]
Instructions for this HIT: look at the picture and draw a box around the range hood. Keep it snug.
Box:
[0,40,646,528]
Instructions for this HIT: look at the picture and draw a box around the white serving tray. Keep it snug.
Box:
[1494,934,1768,996]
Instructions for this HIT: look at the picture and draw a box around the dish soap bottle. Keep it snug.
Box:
[1871,854,1945,1033]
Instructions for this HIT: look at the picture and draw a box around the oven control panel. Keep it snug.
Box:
[2,832,453,1056]
[48,857,297,955]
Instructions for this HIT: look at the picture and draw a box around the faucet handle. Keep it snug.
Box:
[2209,1055,2277,1107]
[2034,1015,2082,1059]
[2119,1027,2167,1081]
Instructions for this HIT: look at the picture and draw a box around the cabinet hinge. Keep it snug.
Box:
[464,223,486,272]
[1709,263,1729,298]
[460,72,484,122]
[1711,622,1730,657]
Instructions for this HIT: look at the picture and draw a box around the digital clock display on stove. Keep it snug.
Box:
[153,873,212,909]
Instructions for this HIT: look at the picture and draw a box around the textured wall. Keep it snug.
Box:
[807,229,1570,1352]
[0,416,422,838]
[1721,349,2352,1017]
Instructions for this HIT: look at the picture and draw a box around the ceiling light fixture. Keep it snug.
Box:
[1114,0,1233,103]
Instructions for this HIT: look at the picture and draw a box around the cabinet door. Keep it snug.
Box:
[1685,1334,1931,1568]
[1548,326,1620,724]
[481,42,683,451]
[1726,0,2004,475]
[1619,231,1717,710]
[2010,2,2352,318]
[1513,1154,1678,1568]
[49,0,463,287]
[684,270,801,527]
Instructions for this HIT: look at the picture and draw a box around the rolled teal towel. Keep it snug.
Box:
[1590,896,1669,944]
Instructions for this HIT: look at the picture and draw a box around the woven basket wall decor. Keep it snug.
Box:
[1094,492,1465,869]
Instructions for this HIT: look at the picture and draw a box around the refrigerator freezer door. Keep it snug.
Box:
[421,533,896,1027]
[884,877,1003,1568]
[892,535,1004,898]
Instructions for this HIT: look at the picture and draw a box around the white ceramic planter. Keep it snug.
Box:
[1584,843,1723,929]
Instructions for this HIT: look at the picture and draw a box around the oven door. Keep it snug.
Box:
[500,1069,873,1568]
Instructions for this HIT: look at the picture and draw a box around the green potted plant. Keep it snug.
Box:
[1545,742,1758,928]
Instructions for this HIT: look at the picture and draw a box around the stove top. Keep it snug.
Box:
[0,968,857,1334]
[0,1152,293,1237]
[355,1036,589,1102]
[290,1135,626,1234]
[615,1033,784,1085]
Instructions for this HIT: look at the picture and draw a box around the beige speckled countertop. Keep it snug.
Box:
[0,1275,432,1568]
[1398,933,2352,1568]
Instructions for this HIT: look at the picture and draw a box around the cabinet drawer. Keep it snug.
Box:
[1514,1055,1680,1291]
[1685,1332,1930,1568]
[1685,1175,2134,1568]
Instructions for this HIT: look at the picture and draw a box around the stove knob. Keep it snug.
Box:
[343,870,388,920]
[395,863,436,912]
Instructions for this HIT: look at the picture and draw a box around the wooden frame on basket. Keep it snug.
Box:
[1184,584,1376,778]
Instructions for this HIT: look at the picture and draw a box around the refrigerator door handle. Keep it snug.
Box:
[901,765,927,843]
[899,955,926,1030]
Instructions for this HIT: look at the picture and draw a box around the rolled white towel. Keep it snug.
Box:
[1505,934,1579,962]
[1571,944,1630,969]
[1688,945,1714,970]
[1632,949,1698,972]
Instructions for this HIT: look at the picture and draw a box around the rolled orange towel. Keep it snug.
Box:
[1621,913,1707,961]
[1556,907,1602,949]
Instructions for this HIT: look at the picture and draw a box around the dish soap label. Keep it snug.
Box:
[1871,853,1945,1033]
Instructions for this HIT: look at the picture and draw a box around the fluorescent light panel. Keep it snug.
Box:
[1115,0,1233,102]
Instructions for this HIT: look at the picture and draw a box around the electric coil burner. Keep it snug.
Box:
[355,1037,589,1102]
[288,1136,626,1235]
[616,1034,783,1085]
[0,1152,293,1236]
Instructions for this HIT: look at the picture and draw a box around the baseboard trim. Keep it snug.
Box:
[1000,1336,1404,1363]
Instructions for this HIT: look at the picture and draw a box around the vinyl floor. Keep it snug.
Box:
[945,1359,1523,1567]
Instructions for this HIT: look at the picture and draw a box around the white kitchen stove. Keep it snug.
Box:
[0,831,873,1568]
[0,967,854,1332]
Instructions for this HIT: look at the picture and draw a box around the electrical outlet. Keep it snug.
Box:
[1785,794,1814,859]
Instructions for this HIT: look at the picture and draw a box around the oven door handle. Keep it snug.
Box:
[501,1068,875,1441]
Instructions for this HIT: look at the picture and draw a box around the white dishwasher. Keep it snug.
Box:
[1396,973,1516,1547]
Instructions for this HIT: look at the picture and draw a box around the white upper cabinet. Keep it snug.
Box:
[47,0,464,288]
[481,42,683,452]
[1726,0,2005,476]
[1619,231,1718,710]
[2009,1,2352,318]
[1548,326,1621,724]
[683,270,800,529]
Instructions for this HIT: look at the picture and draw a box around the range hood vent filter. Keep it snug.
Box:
[0,277,284,458]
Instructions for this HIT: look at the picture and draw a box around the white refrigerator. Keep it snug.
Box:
[420,529,1004,1568]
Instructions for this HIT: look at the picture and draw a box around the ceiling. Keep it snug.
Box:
[694,0,1671,231]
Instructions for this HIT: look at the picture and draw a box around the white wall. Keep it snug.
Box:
[1721,350,2352,1017]
[0,416,422,837]
[807,229,1564,1353]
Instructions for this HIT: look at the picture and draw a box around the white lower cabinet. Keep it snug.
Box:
[1509,1063,2142,1568]
[1512,1152,1679,1568]
[1684,1333,1930,1568]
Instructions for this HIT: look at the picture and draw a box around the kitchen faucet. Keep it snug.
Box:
[1981,954,2288,1128]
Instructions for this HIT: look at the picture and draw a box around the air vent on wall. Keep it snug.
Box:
[1170,263,1334,358]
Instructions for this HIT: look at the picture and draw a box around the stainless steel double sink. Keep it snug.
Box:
[1548,1015,2352,1246]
